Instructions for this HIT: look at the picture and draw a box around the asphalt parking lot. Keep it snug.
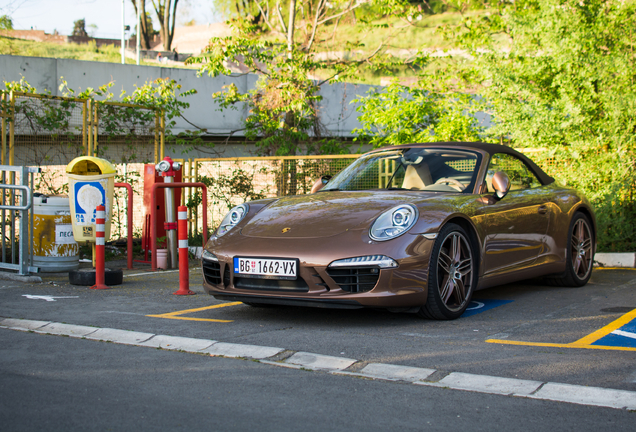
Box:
[1,263,635,394]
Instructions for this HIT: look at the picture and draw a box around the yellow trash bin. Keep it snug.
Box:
[66,156,116,243]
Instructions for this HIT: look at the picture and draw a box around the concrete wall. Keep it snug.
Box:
[0,55,373,157]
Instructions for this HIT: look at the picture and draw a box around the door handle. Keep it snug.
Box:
[538,205,548,215]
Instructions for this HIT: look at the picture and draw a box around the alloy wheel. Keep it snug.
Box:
[571,218,593,280]
[436,232,474,312]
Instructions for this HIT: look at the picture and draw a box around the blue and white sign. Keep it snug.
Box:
[73,180,107,225]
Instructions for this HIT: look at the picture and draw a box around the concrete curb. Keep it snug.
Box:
[0,272,42,283]
[2,317,635,411]
[595,252,636,268]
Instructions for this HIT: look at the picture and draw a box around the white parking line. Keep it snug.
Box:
[2,317,636,411]
[612,329,636,340]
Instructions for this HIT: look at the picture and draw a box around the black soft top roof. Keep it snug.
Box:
[370,142,555,185]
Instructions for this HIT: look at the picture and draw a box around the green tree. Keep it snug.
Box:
[452,0,636,251]
[0,14,13,30]
[188,0,428,156]
[72,19,88,37]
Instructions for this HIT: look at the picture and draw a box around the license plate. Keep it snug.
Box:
[233,257,298,280]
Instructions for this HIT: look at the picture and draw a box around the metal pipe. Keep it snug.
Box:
[115,182,134,270]
[160,110,165,160]
[150,182,208,272]
[163,176,178,268]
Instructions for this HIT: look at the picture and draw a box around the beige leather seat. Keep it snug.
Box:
[402,163,433,190]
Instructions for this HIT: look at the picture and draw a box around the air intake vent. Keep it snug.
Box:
[234,277,309,292]
[326,267,380,293]
[223,265,231,287]
[202,260,221,285]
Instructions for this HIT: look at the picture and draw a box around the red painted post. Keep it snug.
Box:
[91,205,109,290]
[174,205,194,295]
[114,182,133,270]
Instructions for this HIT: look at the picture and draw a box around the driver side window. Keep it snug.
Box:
[485,153,542,192]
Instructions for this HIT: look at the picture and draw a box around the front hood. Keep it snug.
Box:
[241,191,443,239]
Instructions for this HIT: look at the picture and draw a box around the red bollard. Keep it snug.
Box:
[173,205,194,295]
[91,205,109,290]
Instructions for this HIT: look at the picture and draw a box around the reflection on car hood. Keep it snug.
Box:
[241,191,443,239]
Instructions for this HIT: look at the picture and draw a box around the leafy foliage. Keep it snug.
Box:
[0,15,13,30]
[353,72,486,147]
[359,0,635,251]
[188,0,433,156]
[450,0,636,252]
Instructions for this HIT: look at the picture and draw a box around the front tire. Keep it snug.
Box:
[418,223,477,320]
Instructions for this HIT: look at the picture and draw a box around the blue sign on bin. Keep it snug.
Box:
[73,181,106,225]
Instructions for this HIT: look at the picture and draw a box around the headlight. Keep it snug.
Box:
[217,204,249,237]
[369,204,418,241]
[201,250,218,261]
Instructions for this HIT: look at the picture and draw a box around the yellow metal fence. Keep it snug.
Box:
[0,91,164,168]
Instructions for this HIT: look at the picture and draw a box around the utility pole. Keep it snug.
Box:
[136,0,141,65]
[287,0,296,60]
[121,0,125,64]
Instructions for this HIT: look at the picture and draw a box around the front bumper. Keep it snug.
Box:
[201,230,434,309]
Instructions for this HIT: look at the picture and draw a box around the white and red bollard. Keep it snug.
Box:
[174,205,194,295]
[91,204,109,290]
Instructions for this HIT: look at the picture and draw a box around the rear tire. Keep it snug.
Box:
[418,223,477,320]
[546,212,594,287]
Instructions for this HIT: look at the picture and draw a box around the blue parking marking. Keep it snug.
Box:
[592,317,636,348]
[461,299,514,318]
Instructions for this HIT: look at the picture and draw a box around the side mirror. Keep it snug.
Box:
[492,171,511,200]
[310,175,332,193]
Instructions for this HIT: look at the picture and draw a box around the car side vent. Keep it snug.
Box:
[313,273,329,292]
[202,260,222,285]
[326,267,380,293]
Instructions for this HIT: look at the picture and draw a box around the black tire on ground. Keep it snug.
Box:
[545,212,594,287]
[418,223,478,320]
[69,268,124,286]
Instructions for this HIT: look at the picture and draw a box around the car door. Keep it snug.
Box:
[480,153,551,275]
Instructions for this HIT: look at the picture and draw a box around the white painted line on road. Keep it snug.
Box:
[420,372,543,396]
[612,329,636,340]
[202,342,284,359]
[123,268,200,278]
[3,317,636,411]
[530,382,636,410]
[0,318,51,331]
[22,295,79,301]
[84,328,155,345]
[36,323,98,338]
[124,270,180,278]
[138,335,217,352]
[284,352,356,371]
[348,363,436,382]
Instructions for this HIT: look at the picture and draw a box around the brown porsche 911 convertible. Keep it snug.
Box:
[201,142,596,320]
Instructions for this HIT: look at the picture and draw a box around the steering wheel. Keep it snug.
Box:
[434,177,466,191]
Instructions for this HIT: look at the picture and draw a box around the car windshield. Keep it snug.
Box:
[322,148,481,193]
